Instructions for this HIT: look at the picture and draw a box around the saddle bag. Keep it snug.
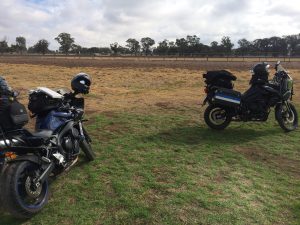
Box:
[0,97,29,131]
[213,88,242,107]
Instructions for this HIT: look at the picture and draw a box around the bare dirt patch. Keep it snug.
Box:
[235,147,300,179]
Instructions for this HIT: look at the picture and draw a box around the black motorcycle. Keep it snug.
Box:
[0,73,95,218]
[202,61,298,131]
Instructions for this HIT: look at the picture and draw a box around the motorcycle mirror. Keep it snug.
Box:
[275,61,280,71]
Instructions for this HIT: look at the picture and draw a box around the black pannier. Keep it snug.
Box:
[0,97,29,131]
[28,91,61,114]
[203,70,237,89]
[213,88,242,107]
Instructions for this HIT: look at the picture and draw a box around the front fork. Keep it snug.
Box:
[78,121,85,142]
[78,121,92,143]
[284,101,292,112]
[275,101,292,121]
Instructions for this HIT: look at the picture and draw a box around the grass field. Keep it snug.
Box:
[0,59,299,225]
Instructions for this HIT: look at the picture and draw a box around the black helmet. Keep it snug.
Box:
[252,62,270,77]
[250,62,270,84]
[71,73,91,94]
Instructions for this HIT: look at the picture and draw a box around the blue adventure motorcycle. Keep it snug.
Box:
[0,73,95,218]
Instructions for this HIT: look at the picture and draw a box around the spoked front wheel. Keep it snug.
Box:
[204,104,232,130]
[2,161,49,218]
[275,103,298,132]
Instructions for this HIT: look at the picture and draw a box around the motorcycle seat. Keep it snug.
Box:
[32,130,53,139]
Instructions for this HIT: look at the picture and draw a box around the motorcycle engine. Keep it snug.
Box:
[61,132,80,160]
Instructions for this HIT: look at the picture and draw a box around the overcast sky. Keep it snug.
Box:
[0,0,299,50]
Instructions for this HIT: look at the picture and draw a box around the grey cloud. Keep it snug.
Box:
[0,0,299,49]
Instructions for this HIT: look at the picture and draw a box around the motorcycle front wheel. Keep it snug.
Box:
[80,140,96,161]
[2,161,49,219]
[275,103,298,132]
[204,104,232,130]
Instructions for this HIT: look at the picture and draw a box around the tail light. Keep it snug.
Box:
[204,87,208,93]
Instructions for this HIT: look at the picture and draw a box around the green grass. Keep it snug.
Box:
[0,110,299,225]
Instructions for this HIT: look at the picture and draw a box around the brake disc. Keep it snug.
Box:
[25,176,42,198]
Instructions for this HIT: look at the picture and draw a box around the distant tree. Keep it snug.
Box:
[87,47,99,54]
[186,35,200,47]
[54,33,75,54]
[71,44,82,54]
[32,39,50,54]
[126,38,140,55]
[175,38,188,56]
[141,37,155,55]
[237,38,252,55]
[268,36,287,56]
[110,42,120,55]
[238,38,251,49]
[0,39,9,53]
[210,41,220,54]
[186,35,205,54]
[10,44,17,53]
[16,36,27,53]
[168,41,178,55]
[118,45,131,54]
[99,47,112,55]
[284,34,300,55]
[155,39,169,55]
[220,36,234,54]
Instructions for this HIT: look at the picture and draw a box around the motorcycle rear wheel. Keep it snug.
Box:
[0,163,6,211]
[204,104,232,130]
[275,103,298,132]
[2,161,49,218]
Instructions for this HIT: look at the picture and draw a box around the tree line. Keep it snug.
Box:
[0,33,300,56]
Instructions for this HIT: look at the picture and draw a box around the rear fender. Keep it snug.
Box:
[202,91,215,106]
[8,155,41,166]
[202,96,209,106]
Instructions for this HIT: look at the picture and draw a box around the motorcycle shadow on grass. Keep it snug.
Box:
[0,216,24,225]
[144,124,282,146]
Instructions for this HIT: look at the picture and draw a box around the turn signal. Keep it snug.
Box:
[5,152,17,160]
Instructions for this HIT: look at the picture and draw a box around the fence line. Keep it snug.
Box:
[1,53,300,62]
